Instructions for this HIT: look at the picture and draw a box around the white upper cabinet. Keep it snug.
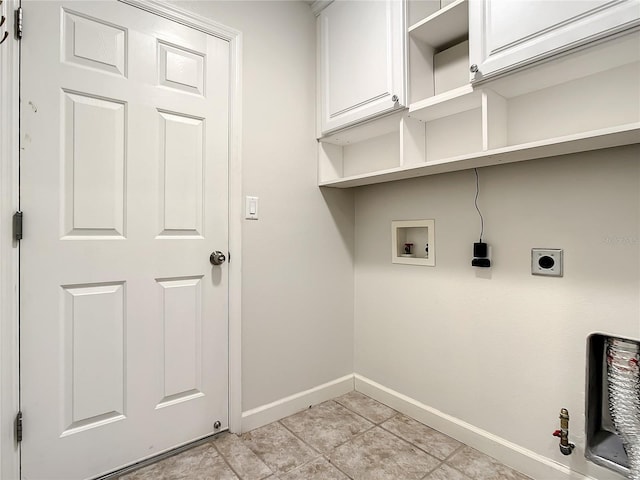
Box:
[469,0,640,81]
[317,0,639,188]
[318,0,406,135]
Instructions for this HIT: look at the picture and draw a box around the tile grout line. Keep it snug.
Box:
[274,419,330,477]
[274,417,356,479]
[328,395,449,479]
[333,397,399,427]
[443,443,466,462]
[336,394,464,466]
[217,431,282,480]
[444,463,477,480]
[377,420,459,462]
[325,421,443,480]
[124,392,522,480]
[322,452,355,480]
[277,400,380,456]
[275,400,369,480]
[341,393,471,477]
[210,435,253,480]
[276,419,326,457]
[326,396,401,451]
[415,439,469,480]
[442,444,486,480]
[444,442,534,480]
[442,444,531,480]
[375,419,442,462]
[288,402,364,480]
[418,460,445,480]
[326,396,444,480]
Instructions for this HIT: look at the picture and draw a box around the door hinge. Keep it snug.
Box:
[13,211,23,241]
[15,411,22,443]
[15,7,22,39]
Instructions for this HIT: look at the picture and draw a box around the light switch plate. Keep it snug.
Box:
[532,248,563,277]
[245,196,259,220]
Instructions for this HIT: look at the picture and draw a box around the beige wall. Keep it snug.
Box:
[176,1,355,412]
[168,4,639,476]
[354,144,640,475]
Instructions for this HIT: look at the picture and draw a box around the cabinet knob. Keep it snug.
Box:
[470,64,479,73]
[392,95,399,103]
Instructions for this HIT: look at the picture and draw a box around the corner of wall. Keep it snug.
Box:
[354,374,626,480]
[241,374,354,433]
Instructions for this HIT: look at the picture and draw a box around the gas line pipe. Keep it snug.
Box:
[552,408,575,456]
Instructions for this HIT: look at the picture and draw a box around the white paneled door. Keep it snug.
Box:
[20,2,230,478]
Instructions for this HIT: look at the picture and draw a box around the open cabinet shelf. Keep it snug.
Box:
[408,0,468,49]
[318,112,426,182]
[408,0,470,108]
[318,28,640,189]
[408,84,479,122]
[317,7,640,190]
[319,123,640,188]
[319,111,405,146]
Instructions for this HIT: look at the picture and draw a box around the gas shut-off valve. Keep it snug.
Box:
[552,408,575,455]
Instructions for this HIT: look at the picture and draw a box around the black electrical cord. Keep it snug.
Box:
[474,168,484,242]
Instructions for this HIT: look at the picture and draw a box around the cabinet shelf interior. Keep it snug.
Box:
[408,85,480,122]
[408,0,468,50]
[318,1,640,192]
[319,123,640,188]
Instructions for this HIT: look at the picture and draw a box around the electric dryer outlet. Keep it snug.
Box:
[531,248,563,277]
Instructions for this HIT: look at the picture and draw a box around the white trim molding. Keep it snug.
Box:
[120,0,241,41]
[241,375,354,433]
[0,0,21,477]
[310,0,334,17]
[354,374,625,480]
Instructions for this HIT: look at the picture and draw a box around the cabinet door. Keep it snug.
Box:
[319,0,406,135]
[469,0,640,81]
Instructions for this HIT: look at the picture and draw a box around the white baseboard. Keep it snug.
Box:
[354,374,623,480]
[240,373,624,480]
[241,374,354,433]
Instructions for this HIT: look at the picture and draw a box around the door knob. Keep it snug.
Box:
[210,251,226,265]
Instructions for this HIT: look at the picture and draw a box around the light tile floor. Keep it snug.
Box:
[118,392,532,480]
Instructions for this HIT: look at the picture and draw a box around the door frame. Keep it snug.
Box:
[0,0,243,476]
[0,0,21,477]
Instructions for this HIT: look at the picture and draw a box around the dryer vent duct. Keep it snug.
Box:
[607,337,640,480]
